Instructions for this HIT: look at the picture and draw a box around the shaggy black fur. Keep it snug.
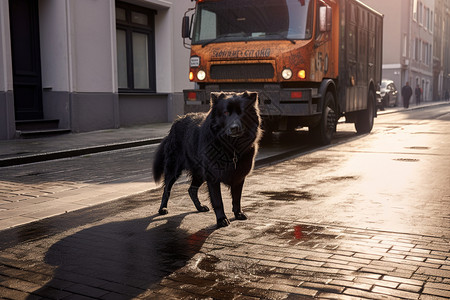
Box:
[153,91,262,228]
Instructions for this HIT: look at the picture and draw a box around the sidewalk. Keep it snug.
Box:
[0,123,171,167]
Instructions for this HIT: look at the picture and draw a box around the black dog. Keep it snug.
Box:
[153,91,262,228]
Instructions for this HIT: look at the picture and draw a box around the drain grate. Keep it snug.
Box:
[394,158,420,162]
[406,146,430,150]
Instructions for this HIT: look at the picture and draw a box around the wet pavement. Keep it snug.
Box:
[0,102,449,299]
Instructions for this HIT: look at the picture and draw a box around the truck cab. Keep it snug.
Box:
[182,0,383,145]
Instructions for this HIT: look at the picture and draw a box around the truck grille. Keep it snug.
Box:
[210,63,274,80]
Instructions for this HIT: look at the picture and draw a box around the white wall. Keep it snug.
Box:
[172,1,196,93]
[39,0,70,91]
[154,6,173,93]
[40,0,117,93]
[70,0,116,93]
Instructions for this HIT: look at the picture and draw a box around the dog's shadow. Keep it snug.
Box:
[29,212,214,299]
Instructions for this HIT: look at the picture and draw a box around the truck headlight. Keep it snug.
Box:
[282,68,293,80]
[197,70,206,81]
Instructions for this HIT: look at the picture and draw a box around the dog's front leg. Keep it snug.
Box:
[207,181,229,228]
[231,180,247,220]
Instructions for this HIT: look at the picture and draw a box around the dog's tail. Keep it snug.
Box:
[152,138,166,183]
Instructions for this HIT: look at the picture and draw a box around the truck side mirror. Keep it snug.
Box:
[319,6,332,32]
[182,16,190,38]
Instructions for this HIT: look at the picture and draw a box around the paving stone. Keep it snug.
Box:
[417,267,450,278]
[382,275,424,287]
[0,285,35,300]
[299,281,345,294]
[421,287,450,298]
[398,283,423,293]
[372,285,420,299]
[270,284,318,297]
[329,279,373,291]
[424,281,450,291]
[343,287,400,299]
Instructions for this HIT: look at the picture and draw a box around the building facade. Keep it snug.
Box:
[360,0,436,104]
[410,0,435,102]
[433,0,450,100]
[0,0,195,140]
[360,0,410,104]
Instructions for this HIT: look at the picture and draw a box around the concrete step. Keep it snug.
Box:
[18,128,71,139]
[16,119,60,131]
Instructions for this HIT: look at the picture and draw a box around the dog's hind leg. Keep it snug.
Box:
[188,175,209,212]
[207,181,230,228]
[231,180,247,220]
[158,171,180,215]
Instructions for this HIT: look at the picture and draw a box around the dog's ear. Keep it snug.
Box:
[242,91,258,105]
[210,92,226,107]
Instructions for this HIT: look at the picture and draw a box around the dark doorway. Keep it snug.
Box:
[9,0,43,120]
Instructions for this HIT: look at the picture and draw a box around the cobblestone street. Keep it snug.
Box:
[0,104,449,299]
[0,179,449,299]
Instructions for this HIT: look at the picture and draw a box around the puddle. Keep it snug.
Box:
[262,223,339,244]
[258,190,313,201]
[197,254,220,272]
[17,171,46,177]
[325,176,358,182]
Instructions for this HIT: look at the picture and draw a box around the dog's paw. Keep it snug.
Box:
[158,208,168,215]
[197,205,210,212]
[234,212,248,220]
[216,217,230,228]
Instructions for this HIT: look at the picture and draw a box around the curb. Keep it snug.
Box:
[0,138,164,168]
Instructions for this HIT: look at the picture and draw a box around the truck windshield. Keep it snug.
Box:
[192,0,314,45]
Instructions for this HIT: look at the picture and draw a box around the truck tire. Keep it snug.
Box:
[310,92,337,145]
[355,91,375,134]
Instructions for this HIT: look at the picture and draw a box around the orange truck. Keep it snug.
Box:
[182,0,383,144]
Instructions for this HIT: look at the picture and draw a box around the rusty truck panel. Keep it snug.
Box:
[338,0,383,113]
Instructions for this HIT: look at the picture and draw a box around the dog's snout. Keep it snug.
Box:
[227,121,243,137]
[230,123,240,134]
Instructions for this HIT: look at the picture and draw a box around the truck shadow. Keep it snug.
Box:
[28,212,214,299]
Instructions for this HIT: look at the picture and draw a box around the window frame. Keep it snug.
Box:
[116,1,156,93]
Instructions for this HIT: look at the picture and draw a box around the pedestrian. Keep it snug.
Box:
[401,82,413,108]
[445,89,449,102]
[415,84,422,106]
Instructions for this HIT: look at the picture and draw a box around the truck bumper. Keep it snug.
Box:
[184,88,321,118]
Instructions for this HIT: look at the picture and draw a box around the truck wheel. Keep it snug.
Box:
[355,91,375,134]
[310,92,336,145]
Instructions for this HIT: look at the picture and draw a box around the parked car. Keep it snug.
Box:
[377,79,398,110]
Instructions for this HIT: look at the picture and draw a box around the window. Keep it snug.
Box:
[192,0,315,44]
[419,2,423,26]
[422,42,428,65]
[414,38,420,61]
[430,11,433,32]
[402,34,407,57]
[413,0,417,21]
[428,44,432,66]
[116,2,156,92]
